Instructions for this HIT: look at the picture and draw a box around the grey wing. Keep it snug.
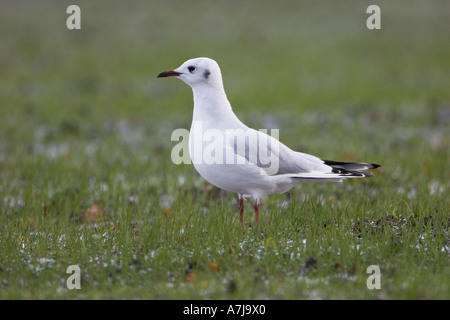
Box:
[227,128,379,177]
[228,128,331,175]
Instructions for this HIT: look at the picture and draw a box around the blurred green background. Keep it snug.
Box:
[0,0,448,299]
[1,0,449,159]
[1,1,449,136]
[1,0,448,197]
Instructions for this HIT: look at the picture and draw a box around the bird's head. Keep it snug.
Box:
[157,57,223,89]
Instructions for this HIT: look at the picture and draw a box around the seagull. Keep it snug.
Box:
[158,57,379,223]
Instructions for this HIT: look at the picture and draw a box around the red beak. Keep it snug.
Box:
[157,70,181,78]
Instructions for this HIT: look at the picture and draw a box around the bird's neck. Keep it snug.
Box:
[191,85,238,125]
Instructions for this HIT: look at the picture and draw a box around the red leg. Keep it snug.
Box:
[238,194,244,223]
[253,199,260,223]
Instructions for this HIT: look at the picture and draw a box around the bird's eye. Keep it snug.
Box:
[188,66,196,73]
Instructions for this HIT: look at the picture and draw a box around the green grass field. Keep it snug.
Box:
[0,0,449,299]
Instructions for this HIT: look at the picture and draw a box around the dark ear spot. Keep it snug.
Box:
[203,69,211,79]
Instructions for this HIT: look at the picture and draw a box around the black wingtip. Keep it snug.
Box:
[324,160,380,170]
[331,167,348,174]
[331,167,374,177]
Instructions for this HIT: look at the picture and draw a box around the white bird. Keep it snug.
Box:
[158,57,379,223]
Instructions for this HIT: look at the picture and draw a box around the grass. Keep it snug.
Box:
[0,0,449,299]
